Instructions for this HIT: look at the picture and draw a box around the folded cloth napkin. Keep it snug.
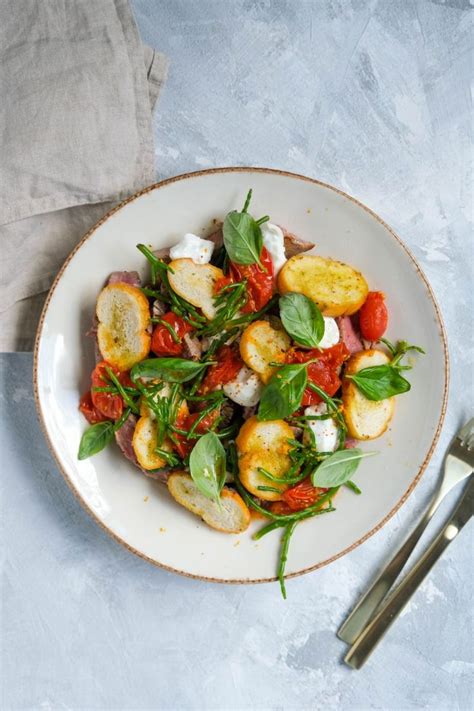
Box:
[0,0,168,351]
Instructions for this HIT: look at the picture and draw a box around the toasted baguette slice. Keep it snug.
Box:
[342,349,395,440]
[167,258,224,320]
[236,417,295,453]
[240,320,290,383]
[238,450,291,500]
[278,254,368,317]
[167,473,250,533]
[132,416,173,470]
[96,283,151,370]
[236,417,295,500]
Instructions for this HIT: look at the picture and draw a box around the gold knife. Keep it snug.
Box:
[344,476,473,669]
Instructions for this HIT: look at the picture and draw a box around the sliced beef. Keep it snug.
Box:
[281,229,313,258]
[143,467,173,483]
[115,414,140,466]
[290,425,303,440]
[152,299,167,319]
[108,271,141,287]
[182,333,202,361]
[243,404,257,420]
[207,225,223,249]
[153,248,171,262]
[337,316,363,354]
[345,438,357,449]
[85,314,98,338]
[115,413,174,483]
[220,400,236,428]
[85,315,102,364]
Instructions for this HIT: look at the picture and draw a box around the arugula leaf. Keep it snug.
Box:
[347,365,411,400]
[130,358,213,383]
[189,432,227,504]
[379,338,425,362]
[390,341,426,367]
[279,293,325,348]
[312,448,377,487]
[223,211,263,266]
[258,364,307,421]
[223,191,264,266]
[347,338,425,401]
[78,421,115,460]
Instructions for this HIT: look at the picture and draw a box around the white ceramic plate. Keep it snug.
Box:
[34,168,448,584]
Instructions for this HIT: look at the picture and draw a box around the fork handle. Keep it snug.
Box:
[344,521,457,668]
[337,487,444,644]
[344,474,473,670]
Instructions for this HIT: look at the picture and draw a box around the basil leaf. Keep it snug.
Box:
[279,293,324,348]
[258,364,307,421]
[189,432,226,504]
[223,210,263,266]
[78,421,115,460]
[131,358,212,383]
[347,365,411,401]
[312,448,377,487]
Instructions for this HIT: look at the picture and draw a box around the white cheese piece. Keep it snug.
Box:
[319,317,340,349]
[260,222,287,275]
[303,403,339,453]
[169,233,215,264]
[223,366,263,407]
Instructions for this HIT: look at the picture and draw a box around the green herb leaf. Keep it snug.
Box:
[347,365,411,400]
[78,421,115,460]
[312,448,377,487]
[223,211,263,266]
[390,340,426,367]
[131,358,213,383]
[189,432,227,504]
[278,520,298,599]
[258,364,307,421]
[279,293,325,348]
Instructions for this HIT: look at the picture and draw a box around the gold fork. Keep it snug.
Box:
[338,418,474,667]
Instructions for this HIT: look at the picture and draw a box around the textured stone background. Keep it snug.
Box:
[1,1,473,709]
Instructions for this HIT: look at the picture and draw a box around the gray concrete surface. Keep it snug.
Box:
[1,1,473,709]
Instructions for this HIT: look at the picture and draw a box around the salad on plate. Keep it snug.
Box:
[78,190,423,596]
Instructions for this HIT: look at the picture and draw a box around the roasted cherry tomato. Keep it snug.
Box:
[173,409,220,458]
[281,478,329,512]
[91,361,129,420]
[229,246,274,313]
[151,312,193,356]
[286,342,350,406]
[199,345,243,393]
[359,291,388,341]
[79,391,109,424]
[213,275,233,295]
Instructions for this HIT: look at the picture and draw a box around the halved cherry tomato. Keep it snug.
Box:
[229,246,274,313]
[151,312,193,356]
[91,361,129,420]
[281,478,329,512]
[359,291,388,341]
[213,275,233,295]
[79,391,109,424]
[199,345,243,393]
[286,342,350,406]
[173,409,220,458]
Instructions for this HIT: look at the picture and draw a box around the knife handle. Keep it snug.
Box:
[344,518,462,669]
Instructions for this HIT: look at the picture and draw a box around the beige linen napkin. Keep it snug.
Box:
[0,0,168,351]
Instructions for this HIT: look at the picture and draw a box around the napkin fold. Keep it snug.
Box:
[0,0,168,351]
